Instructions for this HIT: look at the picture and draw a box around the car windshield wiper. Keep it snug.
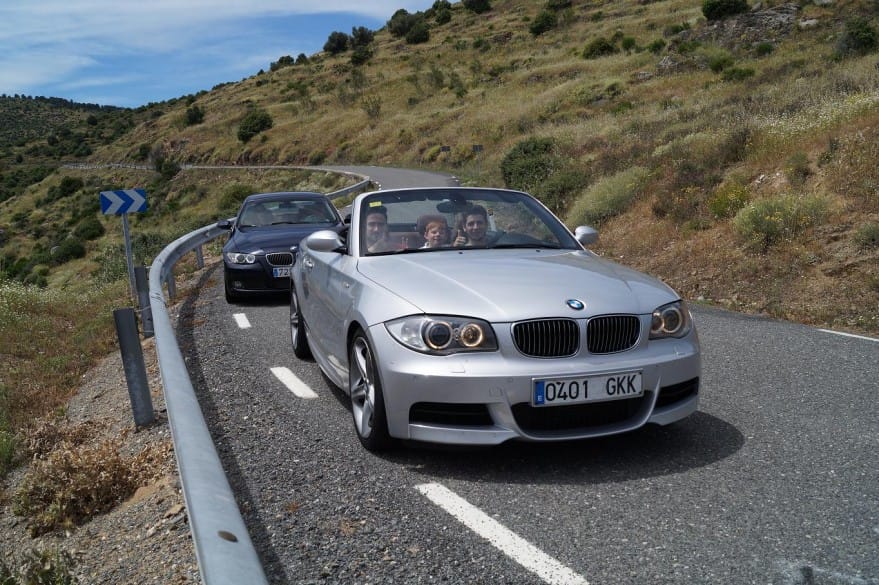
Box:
[270,221,299,226]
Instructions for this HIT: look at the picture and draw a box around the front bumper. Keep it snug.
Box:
[224,262,289,294]
[367,319,701,445]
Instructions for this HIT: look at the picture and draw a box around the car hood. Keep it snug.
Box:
[227,226,322,253]
[357,250,679,321]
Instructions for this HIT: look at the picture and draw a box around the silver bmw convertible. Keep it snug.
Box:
[290,187,700,451]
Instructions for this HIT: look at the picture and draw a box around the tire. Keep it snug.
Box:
[290,285,311,359]
[348,332,392,451]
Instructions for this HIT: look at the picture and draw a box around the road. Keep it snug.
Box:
[181,167,879,584]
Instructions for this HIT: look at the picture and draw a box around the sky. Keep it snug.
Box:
[0,1,436,108]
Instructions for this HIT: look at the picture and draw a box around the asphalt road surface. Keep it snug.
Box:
[181,168,878,584]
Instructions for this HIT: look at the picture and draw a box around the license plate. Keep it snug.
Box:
[532,371,643,407]
[272,267,291,278]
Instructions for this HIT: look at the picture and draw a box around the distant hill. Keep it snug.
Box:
[0,95,122,150]
[0,0,877,335]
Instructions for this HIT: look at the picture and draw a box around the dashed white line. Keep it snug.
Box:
[270,367,318,399]
[415,482,589,585]
[233,313,251,329]
[818,329,878,343]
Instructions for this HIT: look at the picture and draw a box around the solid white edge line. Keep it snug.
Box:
[817,329,879,343]
[270,367,318,399]
[415,483,589,585]
[233,313,251,329]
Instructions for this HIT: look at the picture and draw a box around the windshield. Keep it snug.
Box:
[239,197,339,227]
[358,188,580,256]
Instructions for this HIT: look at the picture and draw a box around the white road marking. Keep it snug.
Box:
[415,483,589,585]
[233,313,251,329]
[818,329,879,343]
[270,367,318,399]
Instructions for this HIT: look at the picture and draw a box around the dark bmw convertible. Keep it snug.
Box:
[218,191,344,302]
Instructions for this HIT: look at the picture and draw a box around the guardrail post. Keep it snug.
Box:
[113,307,155,426]
[195,246,205,269]
[134,265,154,338]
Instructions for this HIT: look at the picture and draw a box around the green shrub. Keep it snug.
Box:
[52,238,86,265]
[463,0,492,14]
[733,194,829,251]
[501,137,558,191]
[853,222,879,250]
[706,49,734,72]
[755,42,774,56]
[784,152,811,186]
[702,0,749,21]
[647,38,667,54]
[350,45,374,66]
[237,107,273,143]
[722,66,755,81]
[406,21,430,44]
[835,17,878,58]
[73,216,105,241]
[217,183,255,218]
[708,181,751,219]
[583,37,617,59]
[46,177,84,203]
[0,548,79,584]
[184,104,204,125]
[566,167,651,225]
[533,169,589,216]
[530,10,558,36]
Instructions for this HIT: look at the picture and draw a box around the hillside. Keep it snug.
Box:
[0,0,877,335]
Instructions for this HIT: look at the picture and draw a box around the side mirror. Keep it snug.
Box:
[216,219,233,230]
[575,226,598,246]
[305,230,345,253]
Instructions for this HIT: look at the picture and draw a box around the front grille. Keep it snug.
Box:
[512,396,644,432]
[266,252,294,266]
[410,402,493,426]
[512,319,579,358]
[586,315,640,354]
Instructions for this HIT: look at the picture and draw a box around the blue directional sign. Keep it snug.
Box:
[100,189,148,215]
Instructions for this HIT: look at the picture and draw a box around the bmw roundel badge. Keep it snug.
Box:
[566,299,585,311]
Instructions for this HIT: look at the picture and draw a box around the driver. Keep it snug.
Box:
[364,205,401,253]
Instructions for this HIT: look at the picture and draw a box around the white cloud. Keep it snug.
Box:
[0,0,435,104]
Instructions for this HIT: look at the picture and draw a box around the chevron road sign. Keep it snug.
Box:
[100,188,148,215]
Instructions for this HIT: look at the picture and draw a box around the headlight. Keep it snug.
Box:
[650,301,692,339]
[226,252,257,264]
[386,315,498,354]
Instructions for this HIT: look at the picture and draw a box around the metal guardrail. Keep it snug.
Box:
[148,178,371,584]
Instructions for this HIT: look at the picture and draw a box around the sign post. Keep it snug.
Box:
[100,188,148,301]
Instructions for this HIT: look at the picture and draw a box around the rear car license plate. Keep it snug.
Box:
[533,371,642,407]
[272,267,291,278]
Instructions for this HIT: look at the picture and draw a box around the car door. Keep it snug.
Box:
[299,243,357,382]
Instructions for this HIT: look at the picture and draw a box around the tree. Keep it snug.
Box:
[323,31,350,55]
[351,26,375,48]
[388,9,419,38]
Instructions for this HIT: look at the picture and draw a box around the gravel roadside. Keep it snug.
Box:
[0,295,202,583]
